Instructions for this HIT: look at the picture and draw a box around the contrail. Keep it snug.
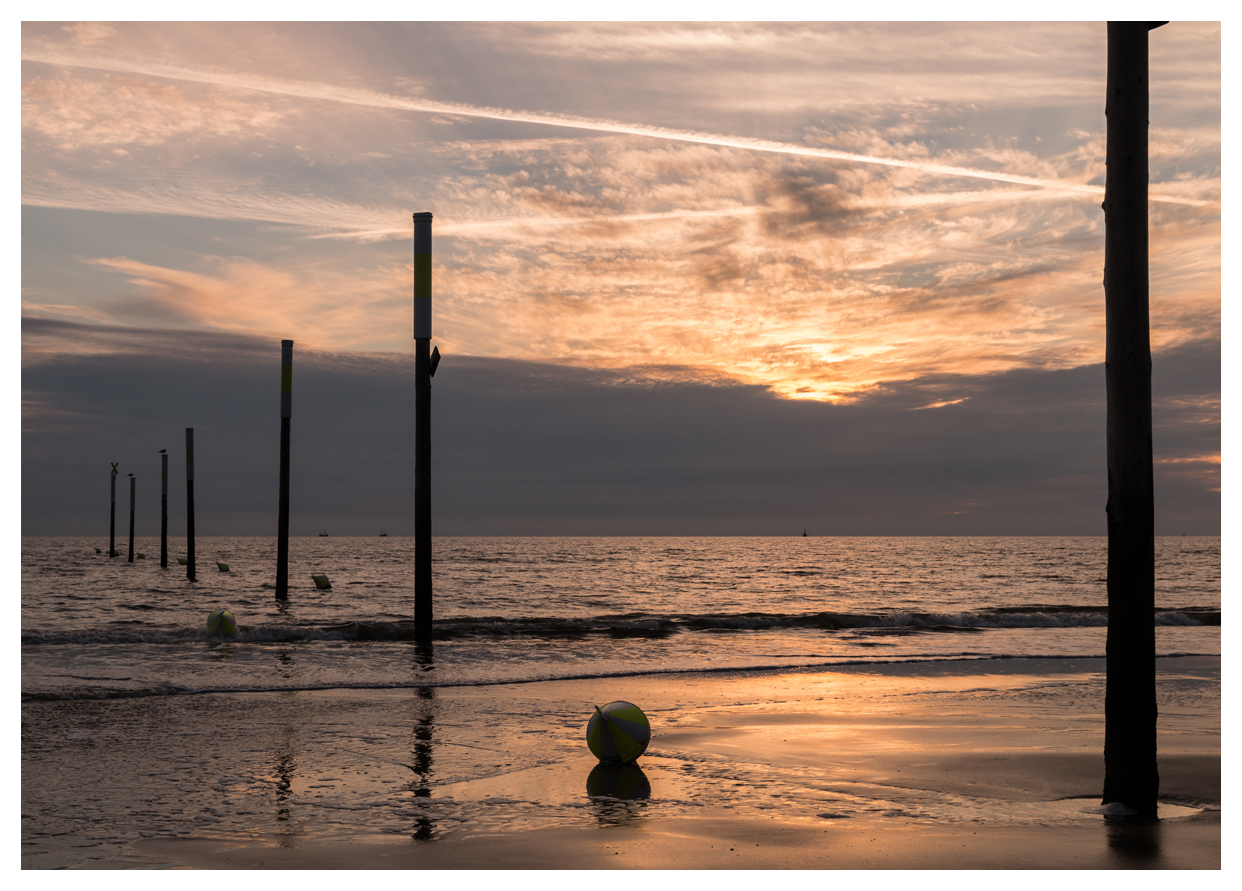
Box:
[23,47,1214,207]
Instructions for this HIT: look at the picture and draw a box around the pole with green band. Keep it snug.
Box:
[185,427,196,582]
[276,339,294,601]
[413,212,433,643]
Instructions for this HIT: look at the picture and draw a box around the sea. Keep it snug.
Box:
[21,536,1221,703]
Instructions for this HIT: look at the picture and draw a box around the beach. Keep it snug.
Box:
[22,655,1220,870]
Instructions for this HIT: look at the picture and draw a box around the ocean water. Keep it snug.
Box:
[21,536,1221,702]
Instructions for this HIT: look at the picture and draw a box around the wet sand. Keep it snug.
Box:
[22,656,1220,869]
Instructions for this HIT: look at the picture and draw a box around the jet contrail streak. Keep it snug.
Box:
[23,47,1214,208]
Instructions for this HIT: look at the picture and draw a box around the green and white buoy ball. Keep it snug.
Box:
[206,609,237,637]
[586,700,651,763]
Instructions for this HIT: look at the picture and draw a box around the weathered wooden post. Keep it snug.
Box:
[159,450,168,568]
[109,462,118,557]
[127,473,136,562]
[413,212,434,643]
[186,427,197,582]
[1101,20,1164,815]
[276,339,294,601]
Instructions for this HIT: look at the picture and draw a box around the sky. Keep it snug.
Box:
[20,19,1221,537]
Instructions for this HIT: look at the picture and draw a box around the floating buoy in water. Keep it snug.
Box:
[137,553,146,560]
[312,574,332,590]
[95,547,101,554]
[177,557,187,565]
[586,701,651,763]
[216,562,229,572]
[207,609,237,636]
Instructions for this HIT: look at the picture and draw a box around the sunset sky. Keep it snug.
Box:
[21,20,1221,536]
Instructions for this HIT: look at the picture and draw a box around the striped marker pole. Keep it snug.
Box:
[275,339,293,601]
[109,463,118,557]
[127,474,136,563]
[160,451,168,568]
[413,211,433,643]
[185,427,196,582]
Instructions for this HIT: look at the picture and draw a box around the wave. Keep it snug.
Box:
[20,606,1220,646]
[20,651,1221,704]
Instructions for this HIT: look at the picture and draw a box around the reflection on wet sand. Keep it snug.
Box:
[270,723,303,848]
[407,643,436,840]
[1104,814,1163,866]
[586,761,651,826]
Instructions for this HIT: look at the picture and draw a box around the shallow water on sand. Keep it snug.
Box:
[22,537,1220,868]
[21,657,1220,869]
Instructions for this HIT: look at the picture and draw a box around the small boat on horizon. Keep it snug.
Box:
[318,530,329,537]
[379,530,388,537]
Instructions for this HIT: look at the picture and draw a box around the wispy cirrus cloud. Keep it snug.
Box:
[21,44,1212,206]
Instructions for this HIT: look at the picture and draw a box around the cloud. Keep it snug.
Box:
[22,74,290,152]
[20,43,1211,206]
[20,322,1219,536]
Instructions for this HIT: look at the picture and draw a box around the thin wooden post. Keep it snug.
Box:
[160,450,168,568]
[1101,20,1161,815]
[276,339,293,601]
[186,427,197,582]
[109,462,118,557]
[127,474,136,562]
[413,212,434,643]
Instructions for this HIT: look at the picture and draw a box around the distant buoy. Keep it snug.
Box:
[216,562,229,572]
[312,574,332,590]
[586,701,651,763]
[206,609,237,636]
[177,557,187,565]
[95,547,102,554]
[137,553,146,560]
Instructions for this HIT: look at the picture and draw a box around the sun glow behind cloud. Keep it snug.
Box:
[20,22,1220,403]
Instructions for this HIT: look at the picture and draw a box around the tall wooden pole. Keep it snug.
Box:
[109,463,118,557]
[127,474,136,562]
[1102,20,1161,815]
[413,212,434,643]
[276,339,294,601]
[160,451,168,568]
[186,427,197,582]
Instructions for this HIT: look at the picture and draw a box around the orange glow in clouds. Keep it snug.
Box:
[20,23,1220,404]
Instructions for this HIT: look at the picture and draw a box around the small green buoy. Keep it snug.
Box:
[206,608,237,636]
[312,574,332,590]
[586,701,651,764]
[216,562,229,572]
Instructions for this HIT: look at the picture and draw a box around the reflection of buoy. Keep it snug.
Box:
[216,562,229,572]
[207,609,237,636]
[587,701,651,763]
[312,575,332,590]
[587,761,651,800]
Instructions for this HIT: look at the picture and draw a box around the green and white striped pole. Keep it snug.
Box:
[109,462,118,557]
[127,473,136,563]
[159,450,168,568]
[276,339,293,601]
[413,212,433,643]
[185,427,196,582]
